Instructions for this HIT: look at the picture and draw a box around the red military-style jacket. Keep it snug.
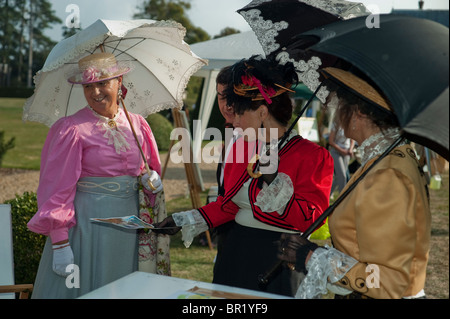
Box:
[198,135,334,232]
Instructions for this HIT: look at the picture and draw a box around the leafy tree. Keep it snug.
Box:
[213,27,241,39]
[0,0,61,87]
[134,0,210,44]
[0,0,22,86]
[62,25,81,39]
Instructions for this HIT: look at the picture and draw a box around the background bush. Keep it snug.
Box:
[5,192,45,285]
[147,112,174,152]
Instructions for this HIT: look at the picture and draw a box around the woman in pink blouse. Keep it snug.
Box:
[27,53,163,298]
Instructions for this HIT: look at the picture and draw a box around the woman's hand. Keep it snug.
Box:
[52,242,74,277]
[142,170,163,193]
[152,216,181,235]
[277,233,318,273]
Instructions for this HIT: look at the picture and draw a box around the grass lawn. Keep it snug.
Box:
[0,98,49,170]
[165,192,217,283]
[162,173,450,299]
[1,97,448,298]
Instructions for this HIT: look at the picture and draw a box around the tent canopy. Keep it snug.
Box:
[190,32,318,132]
[191,31,265,72]
[190,31,265,139]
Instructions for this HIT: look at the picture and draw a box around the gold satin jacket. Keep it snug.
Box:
[329,144,431,299]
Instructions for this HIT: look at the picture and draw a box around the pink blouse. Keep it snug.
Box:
[27,106,161,243]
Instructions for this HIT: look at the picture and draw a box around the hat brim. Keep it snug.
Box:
[67,67,131,85]
[320,67,393,113]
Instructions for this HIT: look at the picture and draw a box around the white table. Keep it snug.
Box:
[79,271,291,299]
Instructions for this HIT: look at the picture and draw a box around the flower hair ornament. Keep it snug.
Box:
[226,56,299,179]
[233,64,294,105]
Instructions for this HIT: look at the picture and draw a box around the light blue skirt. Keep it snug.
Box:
[32,176,139,299]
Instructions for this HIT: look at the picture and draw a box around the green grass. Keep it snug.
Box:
[0,98,49,170]
[165,191,217,283]
[1,97,448,297]
[0,97,217,282]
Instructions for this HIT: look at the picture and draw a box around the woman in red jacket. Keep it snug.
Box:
[154,56,334,296]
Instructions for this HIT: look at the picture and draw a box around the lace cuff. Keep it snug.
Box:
[172,210,208,248]
[254,173,294,214]
[294,246,357,299]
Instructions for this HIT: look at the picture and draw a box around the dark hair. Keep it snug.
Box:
[224,55,298,126]
[216,66,232,85]
[324,79,399,132]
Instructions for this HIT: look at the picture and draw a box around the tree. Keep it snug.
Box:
[133,0,210,44]
[0,0,61,87]
[25,0,62,87]
[213,27,241,39]
[0,0,22,86]
[62,25,81,39]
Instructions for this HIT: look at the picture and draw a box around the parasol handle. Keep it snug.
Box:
[120,97,157,191]
[257,136,405,289]
[96,45,156,191]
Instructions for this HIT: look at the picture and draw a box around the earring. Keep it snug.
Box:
[118,88,123,99]
[260,122,265,137]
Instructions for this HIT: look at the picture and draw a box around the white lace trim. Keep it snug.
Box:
[23,19,207,128]
[89,107,131,154]
[172,210,208,248]
[239,8,288,56]
[253,129,297,213]
[255,173,294,214]
[239,1,370,103]
[42,20,188,72]
[295,246,358,299]
[358,128,405,166]
[298,0,370,19]
[238,8,328,103]
[276,52,329,103]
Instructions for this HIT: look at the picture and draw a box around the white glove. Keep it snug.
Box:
[142,170,163,193]
[52,243,74,277]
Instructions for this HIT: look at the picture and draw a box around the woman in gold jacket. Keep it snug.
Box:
[278,67,431,299]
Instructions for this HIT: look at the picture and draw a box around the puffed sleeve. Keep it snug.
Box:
[27,118,82,244]
[251,144,334,232]
[287,146,334,231]
[138,115,162,207]
[139,115,161,175]
[332,168,423,298]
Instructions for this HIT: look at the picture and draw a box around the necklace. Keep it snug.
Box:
[107,118,117,129]
[88,106,131,154]
[247,129,298,178]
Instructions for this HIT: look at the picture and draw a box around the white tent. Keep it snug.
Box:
[190,31,264,144]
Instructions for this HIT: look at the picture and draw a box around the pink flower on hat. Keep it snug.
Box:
[83,67,101,83]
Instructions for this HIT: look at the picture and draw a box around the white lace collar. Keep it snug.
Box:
[358,127,405,166]
[88,106,131,154]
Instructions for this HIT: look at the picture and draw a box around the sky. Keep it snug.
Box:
[46,0,449,41]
